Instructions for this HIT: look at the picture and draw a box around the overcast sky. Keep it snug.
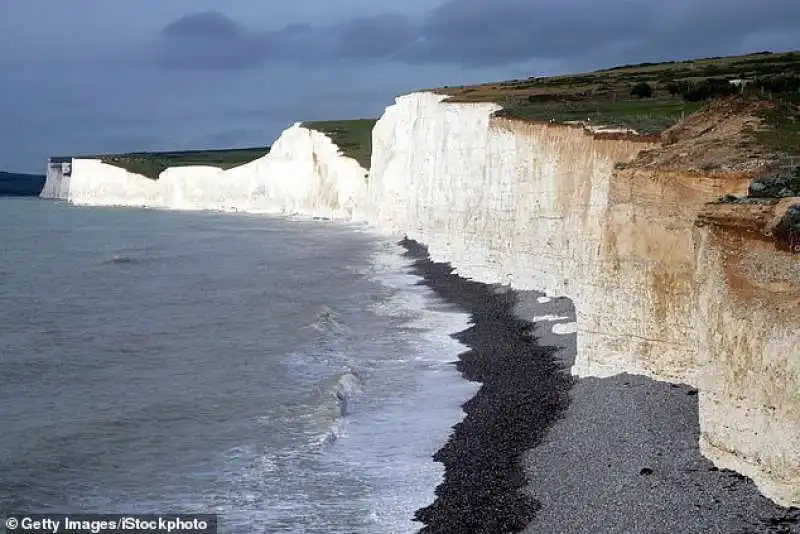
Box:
[1,0,799,173]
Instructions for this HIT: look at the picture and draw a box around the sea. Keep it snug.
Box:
[0,197,480,533]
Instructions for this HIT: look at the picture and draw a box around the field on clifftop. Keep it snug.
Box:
[95,147,270,180]
[301,118,376,170]
[433,50,800,144]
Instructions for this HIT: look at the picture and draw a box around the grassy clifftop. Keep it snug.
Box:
[304,51,799,169]
[301,119,377,169]
[431,50,800,149]
[81,118,378,178]
[62,147,270,180]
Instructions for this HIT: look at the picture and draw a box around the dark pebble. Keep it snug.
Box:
[400,238,573,534]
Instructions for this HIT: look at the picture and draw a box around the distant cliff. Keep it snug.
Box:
[40,126,366,218]
[0,171,46,197]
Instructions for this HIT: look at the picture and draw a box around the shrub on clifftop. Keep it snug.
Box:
[630,82,654,98]
[678,79,739,101]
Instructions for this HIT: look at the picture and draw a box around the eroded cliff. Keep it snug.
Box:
[41,159,72,199]
[366,92,799,506]
[39,89,799,506]
[694,199,800,504]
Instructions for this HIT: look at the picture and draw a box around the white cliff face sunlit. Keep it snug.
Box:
[368,93,799,507]
[39,91,800,508]
[41,124,368,220]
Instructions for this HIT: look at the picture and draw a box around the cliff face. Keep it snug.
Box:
[40,91,799,506]
[694,200,800,505]
[39,124,368,220]
[367,92,799,506]
[369,93,701,379]
[41,160,71,199]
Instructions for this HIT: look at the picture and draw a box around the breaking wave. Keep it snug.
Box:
[301,305,352,336]
[107,254,139,264]
[297,369,364,447]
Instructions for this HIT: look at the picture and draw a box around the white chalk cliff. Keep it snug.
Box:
[41,123,368,221]
[40,92,800,507]
[41,160,72,199]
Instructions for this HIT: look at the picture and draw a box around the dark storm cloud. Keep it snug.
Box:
[332,14,418,60]
[152,0,800,71]
[151,11,417,69]
[154,12,273,69]
[401,0,800,66]
[151,12,420,70]
[401,0,653,66]
[162,11,242,39]
[626,0,800,60]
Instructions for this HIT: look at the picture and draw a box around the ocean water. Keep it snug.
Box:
[0,198,479,533]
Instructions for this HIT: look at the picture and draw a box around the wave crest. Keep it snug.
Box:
[107,254,139,264]
[301,305,352,336]
[315,369,362,418]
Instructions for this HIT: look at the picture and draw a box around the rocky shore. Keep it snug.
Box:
[402,238,800,533]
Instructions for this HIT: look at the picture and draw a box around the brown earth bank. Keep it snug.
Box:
[592,96,799,505]
[605,95,799,262]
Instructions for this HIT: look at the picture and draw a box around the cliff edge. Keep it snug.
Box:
[366,91,799,507]
[39,124,368,220]
[38,60,800,507]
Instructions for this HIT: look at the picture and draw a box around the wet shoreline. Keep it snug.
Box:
[400,238,573,533]
[401,237,800,533]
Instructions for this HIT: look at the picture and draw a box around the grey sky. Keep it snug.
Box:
[1,0,799,173]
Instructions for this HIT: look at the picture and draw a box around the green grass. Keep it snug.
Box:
[433,49,800,134]
[302,119,377,169]
[83,118,378,179]
[496,97,705,134]
[94,147,269,179]
[751,96,800,159]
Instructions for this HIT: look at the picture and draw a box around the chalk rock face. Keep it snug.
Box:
[41,124,368,220]
[369,92,666,376]
[40,160,72,199]
[693,199,800,506]
[39,90,800,506]
[366,92,800,507]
